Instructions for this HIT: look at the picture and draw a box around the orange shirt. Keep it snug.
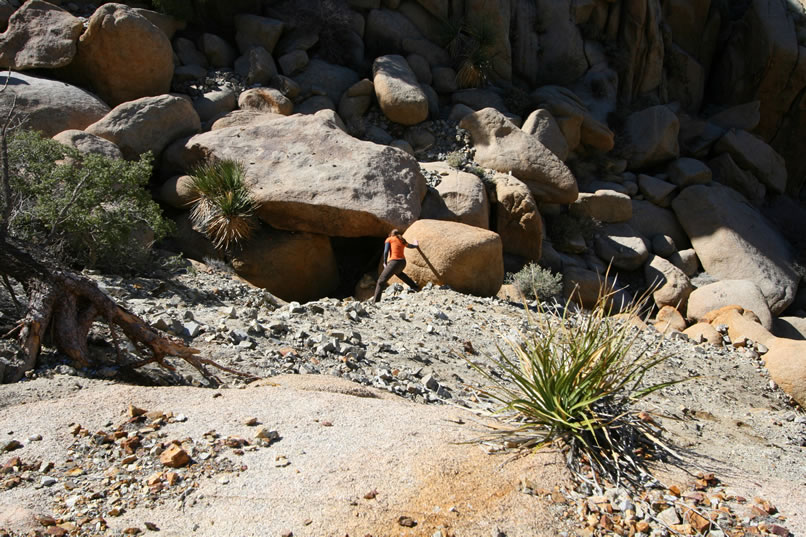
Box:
[385,236,406,260]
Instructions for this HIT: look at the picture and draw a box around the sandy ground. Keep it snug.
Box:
[0,375,571,537]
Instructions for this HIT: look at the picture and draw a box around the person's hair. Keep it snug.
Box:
[390,229,401,237]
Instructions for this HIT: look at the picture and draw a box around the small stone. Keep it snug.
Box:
[255,428,279,443]
[46,527,68,537]
[398,515,417,527]
[144,522,159,531]
[40,476,57,487]
[28,434,43,442]
[244,417,258,426]
[159,445,190,468]
[280,531,293,537]
[422,374,439,391]
[128,405,147,418]
[36,515,57,527]
[364,489,378,500]
[657,506,681,526]
[123,528,142,535]
[1,440,22,453]
[756,343,769,354]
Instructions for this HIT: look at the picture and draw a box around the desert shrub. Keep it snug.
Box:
[439,15,499,88]
[189,159,258,250]
[472,287,684,488]
[4,130,171,272]
[507,263,563,301]
[445,150,465,169]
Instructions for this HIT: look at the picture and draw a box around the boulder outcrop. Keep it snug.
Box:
[400,220,504,297]
[372,55,428,126]
[491,174,542,262]
[460,108,578,204]
[672,184,798,315]
[419,162,489,229]
[166,114,427,238]
[86,95,201,160]
[0,72,110,137]
[0,0,82,70]
[72,3,174,106]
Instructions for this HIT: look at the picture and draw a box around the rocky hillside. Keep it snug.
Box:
[0,0,804,408]
[0,259,805,536]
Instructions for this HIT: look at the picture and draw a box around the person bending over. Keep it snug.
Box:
[373,229,419,303]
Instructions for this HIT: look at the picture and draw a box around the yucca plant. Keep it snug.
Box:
[472,284,686,489]
[189,159,258,250]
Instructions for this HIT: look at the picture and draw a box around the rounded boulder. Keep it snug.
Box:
[401,220,503,297]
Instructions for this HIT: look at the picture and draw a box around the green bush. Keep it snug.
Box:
[473,288,685,486]
[189,159,258,250]
[507,263,563,301]
[439,15,498,88]
[5,130,171,271]
[445,150,464,169]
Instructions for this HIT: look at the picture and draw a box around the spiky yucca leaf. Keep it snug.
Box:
[471,280,688,488]
[189,159,258,250]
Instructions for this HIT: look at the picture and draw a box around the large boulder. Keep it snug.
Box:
[713,129,787,194]
[644,254,693,311]
[0,0,82,70]
[531,0,586,85]
[570,190,632,223]
[708,153,766,203]
[234,14,283,55]
[687,280,773,330]
[628,200,689,250]
[492,174,542,262]
[230,227,339,303]
[521,108,569,161]
[372,55,428,126]
[234,46,277,86]
[773,317,806,340]
[165,114,427,237]
[707,307,806,406]
[200,33,236,68]
[237,88,293,115]
[419,162,489,229]
[763,340,806,407]
[193,88,238,123]
[0,72,110,137]
[72,3,174,106]
[672,184,798,315]
[157,175,197,209]
[400,220,504,297]
[85,95,201,160]
[618,0,664,102]
[460,108,578,204]
[622,105,680,170]
[293,59,360,104]
[52,129,123,160]
[666,158,711,187]
[594,223,649,271]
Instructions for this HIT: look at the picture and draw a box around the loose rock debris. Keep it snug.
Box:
[0,405,278,537]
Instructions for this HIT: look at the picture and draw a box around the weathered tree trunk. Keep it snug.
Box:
[0,237,250,385]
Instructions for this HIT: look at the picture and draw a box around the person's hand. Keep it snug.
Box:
[410,240,419,247]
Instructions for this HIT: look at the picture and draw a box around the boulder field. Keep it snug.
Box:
[0,0,803,399]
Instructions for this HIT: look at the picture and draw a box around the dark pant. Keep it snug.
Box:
[373,258,419,302]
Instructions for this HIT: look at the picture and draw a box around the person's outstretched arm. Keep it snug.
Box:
[382,241,391,265]
[405,239,419,248]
